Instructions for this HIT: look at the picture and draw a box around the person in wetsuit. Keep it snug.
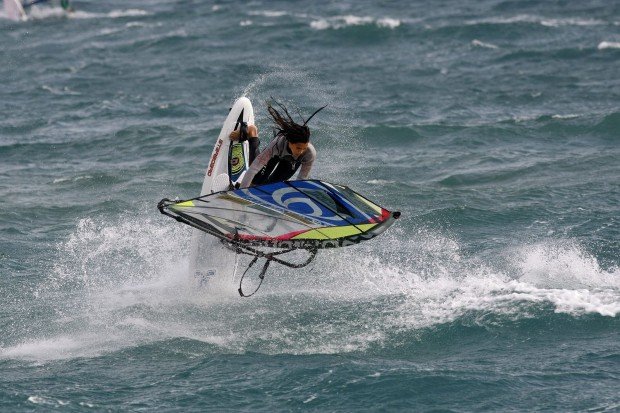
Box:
[229,100,326,188]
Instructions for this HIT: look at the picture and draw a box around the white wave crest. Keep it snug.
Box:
[598,41,620,50]
[377,18,401,29]
[248,10,288,18]
[1,213,617,361]
[311,15,400,30]
[69,9,150,20]
[367,179,395,185]
[551,114,580,120]
[467,14,608,27]
[27,395,69,406]
[472,39,499,49]
[26,5,67,20]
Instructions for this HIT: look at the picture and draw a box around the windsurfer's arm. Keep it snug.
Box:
[297,161,313,180]
[248,135,260,165]
[296,145,316,180]
[240,140,274,188]
[229,124,257,141]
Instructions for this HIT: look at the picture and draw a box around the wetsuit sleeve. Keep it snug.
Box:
[296,144,316,180]
[240,138,277,188]
[248,137,260,165]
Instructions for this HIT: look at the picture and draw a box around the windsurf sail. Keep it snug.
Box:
[3,0,26,20]
[158,180,400,250]
[158,179,400,296]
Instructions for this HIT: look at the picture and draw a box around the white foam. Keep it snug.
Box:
[472,39,499,49]
[551,114,580,120]
[41,85,81,96]
[2,336,91,361]
[249,10,288,18]
[310,19,330,30]
[3,181,617,361]
[598,41,620,50]
[108,9,149,18]
[466,15,607,27]
[303,394,318,403]
[310,15,400,30]
[512,113,541,123]
[367,179,395,185]
[98,27,122,36]
[68,9,150,20]
[27,396,69,406]
[343,15,374,26]
[27,5,67,20]
[513,242,619,290]
[9,230,618,361]
[540,17,606,27]
[377,18,401,29]
[52,174,92,184]
[126,21,148,28]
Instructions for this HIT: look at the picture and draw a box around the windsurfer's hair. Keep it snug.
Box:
[267,98,327,144]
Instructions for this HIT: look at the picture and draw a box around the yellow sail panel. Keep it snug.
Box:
[292,223,378,240]
[173,200,195,208]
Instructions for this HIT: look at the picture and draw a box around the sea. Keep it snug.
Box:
[1,0,619,411]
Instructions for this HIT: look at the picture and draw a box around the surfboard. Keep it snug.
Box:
[3,0,27,21]
[189,97,254,285]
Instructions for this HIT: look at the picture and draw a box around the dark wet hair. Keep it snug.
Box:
[267,99,327,144]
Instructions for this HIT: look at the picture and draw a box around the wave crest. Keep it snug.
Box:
[311,15,400,30]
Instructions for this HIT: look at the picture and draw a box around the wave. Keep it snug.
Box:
[593,111,620,135]
[464,14,611,28]
[0,211,617,362]
[417,14,619,45]
[41,85,81,96]
[472,39,500,49]
[310,15,401,30]
[242,9,401,30]
[2,6,150,22]
[598,41,620,50]
[69,9,151,20]
[495,46,599,63]
[504,110,620,138]
[248,10,289,18]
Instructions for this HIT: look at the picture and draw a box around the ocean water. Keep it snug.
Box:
[1,0,619,411]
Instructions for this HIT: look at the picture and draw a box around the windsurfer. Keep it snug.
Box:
[229,99,326,188]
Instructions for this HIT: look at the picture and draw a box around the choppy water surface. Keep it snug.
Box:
[1,0,619,411]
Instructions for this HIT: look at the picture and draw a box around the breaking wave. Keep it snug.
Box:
[1,211,617,362]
